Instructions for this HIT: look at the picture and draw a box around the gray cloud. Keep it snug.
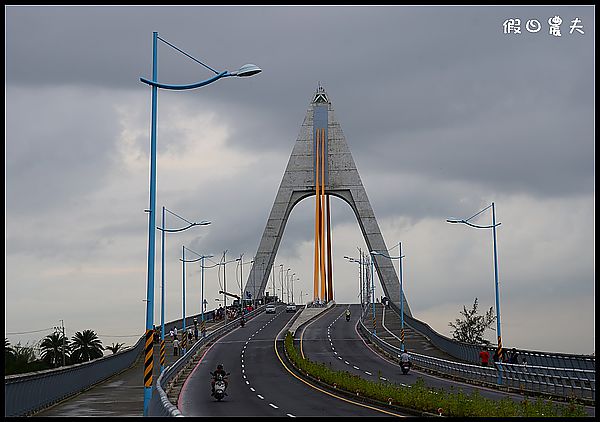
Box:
[5,5,594,355]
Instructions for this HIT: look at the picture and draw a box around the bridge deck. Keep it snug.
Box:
[33,321,224,417]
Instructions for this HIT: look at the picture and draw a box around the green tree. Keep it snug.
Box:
[106,342,125,354]
[70,330,104,363]
[448,297,496,345]
[5,341,50,375]
[40,331,70,367]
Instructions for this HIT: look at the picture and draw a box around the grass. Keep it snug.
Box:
[284,332,587,417]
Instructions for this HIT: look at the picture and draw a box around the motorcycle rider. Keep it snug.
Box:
[400,349,411,371]
[211,364,228,396]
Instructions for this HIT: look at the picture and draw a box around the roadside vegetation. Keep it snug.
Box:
[284,332,587,417]
[5,330,107,376]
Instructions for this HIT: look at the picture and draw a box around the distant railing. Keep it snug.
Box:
[148,305,266,416]
[4,334,145,417]
[357,317,595,402]
[384,301,594,371]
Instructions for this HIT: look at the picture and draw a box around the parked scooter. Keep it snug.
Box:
[211,371,230,401]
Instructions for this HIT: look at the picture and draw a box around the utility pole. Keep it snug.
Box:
[54,320,66,367]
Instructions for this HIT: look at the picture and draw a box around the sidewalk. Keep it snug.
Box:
[34,320,224,417]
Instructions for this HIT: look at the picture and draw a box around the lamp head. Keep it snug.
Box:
[233,63,262,77]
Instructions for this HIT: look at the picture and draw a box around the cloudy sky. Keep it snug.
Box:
[5,5,594,356]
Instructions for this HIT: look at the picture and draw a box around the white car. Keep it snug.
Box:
[265,304,276,314]
[286,303,296,313]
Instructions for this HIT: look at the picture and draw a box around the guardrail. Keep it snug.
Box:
[4,334,146,417]
[148,305,266,416]
[383,302,594,371]
[357,317,595,402]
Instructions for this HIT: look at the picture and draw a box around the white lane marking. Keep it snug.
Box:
[269,403,279,409]
[365,371,372,375]
[353,366,360,370]
[246,380,250,385]
[337,356,342,360]
[287,414,296,418]
[257,394,264,400]
[250,387,255,392]
[344,361,350,365]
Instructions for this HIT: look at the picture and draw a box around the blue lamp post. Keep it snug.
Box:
[157,207,209,372]
[447,202,503,384]
[140,31,260,415]
[371,244,406,351]
[180,247,215,339]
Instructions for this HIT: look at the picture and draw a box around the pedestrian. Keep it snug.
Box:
[173,326,178,339]
[194,327,199,341]
[509,348,519,364]
[479,347,490,367]
[173,338,180,356]
[187,329,193,344]
[169,329,174,341]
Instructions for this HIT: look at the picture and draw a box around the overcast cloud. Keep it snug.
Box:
[5,5,594,356]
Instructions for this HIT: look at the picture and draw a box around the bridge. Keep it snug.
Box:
[5,86,595,417]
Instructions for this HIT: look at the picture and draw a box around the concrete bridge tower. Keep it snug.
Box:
[244,85,412,316]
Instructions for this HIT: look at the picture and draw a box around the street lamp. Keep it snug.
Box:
[180,247,215,341]
[140,31,260,415]
[285,268,291,303]
[344,253,369,308]
[371,244,406,351]
[447,202,503,383]
[157,207,210,370]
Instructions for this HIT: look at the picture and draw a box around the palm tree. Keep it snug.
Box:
[105,342,125,354]
[70,330,104,363]
[40,332,69,367]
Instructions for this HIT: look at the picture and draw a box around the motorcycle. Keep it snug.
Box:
[400,361,411,375]
[240,317,246,327]
[345,313,351,322]
[211,372,230,401]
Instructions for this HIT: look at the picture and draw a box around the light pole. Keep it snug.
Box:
[371,244,406,351]
[157,207,210,370]
[285,268,291,303]
[216,251,238,325]
[140,31,260,415]
[180,247,215,340]
[279,264,284,303]
[344,252,369,311]
[447,202,503,383]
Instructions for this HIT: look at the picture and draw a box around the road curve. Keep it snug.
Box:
[177,303,404,417]
[300,304,546,403]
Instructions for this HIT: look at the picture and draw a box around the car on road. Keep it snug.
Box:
[286,303,296,313]
[266,304,276,314]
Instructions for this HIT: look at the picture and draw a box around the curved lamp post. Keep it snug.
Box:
[156,207,210,371]
[140,31,260,414]
[371,244,406,351]
[180,248,215,341]
[447,202,502,384]
[344,252,370,309]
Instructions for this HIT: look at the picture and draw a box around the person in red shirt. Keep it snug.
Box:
[479,348,490,366]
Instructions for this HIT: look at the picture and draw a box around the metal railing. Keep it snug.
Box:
[357,316,595,402]
[148,305,266,416]
[4,334,146,417]
[382,301,594,371]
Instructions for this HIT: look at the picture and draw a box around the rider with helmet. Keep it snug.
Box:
[211,364,228,396]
